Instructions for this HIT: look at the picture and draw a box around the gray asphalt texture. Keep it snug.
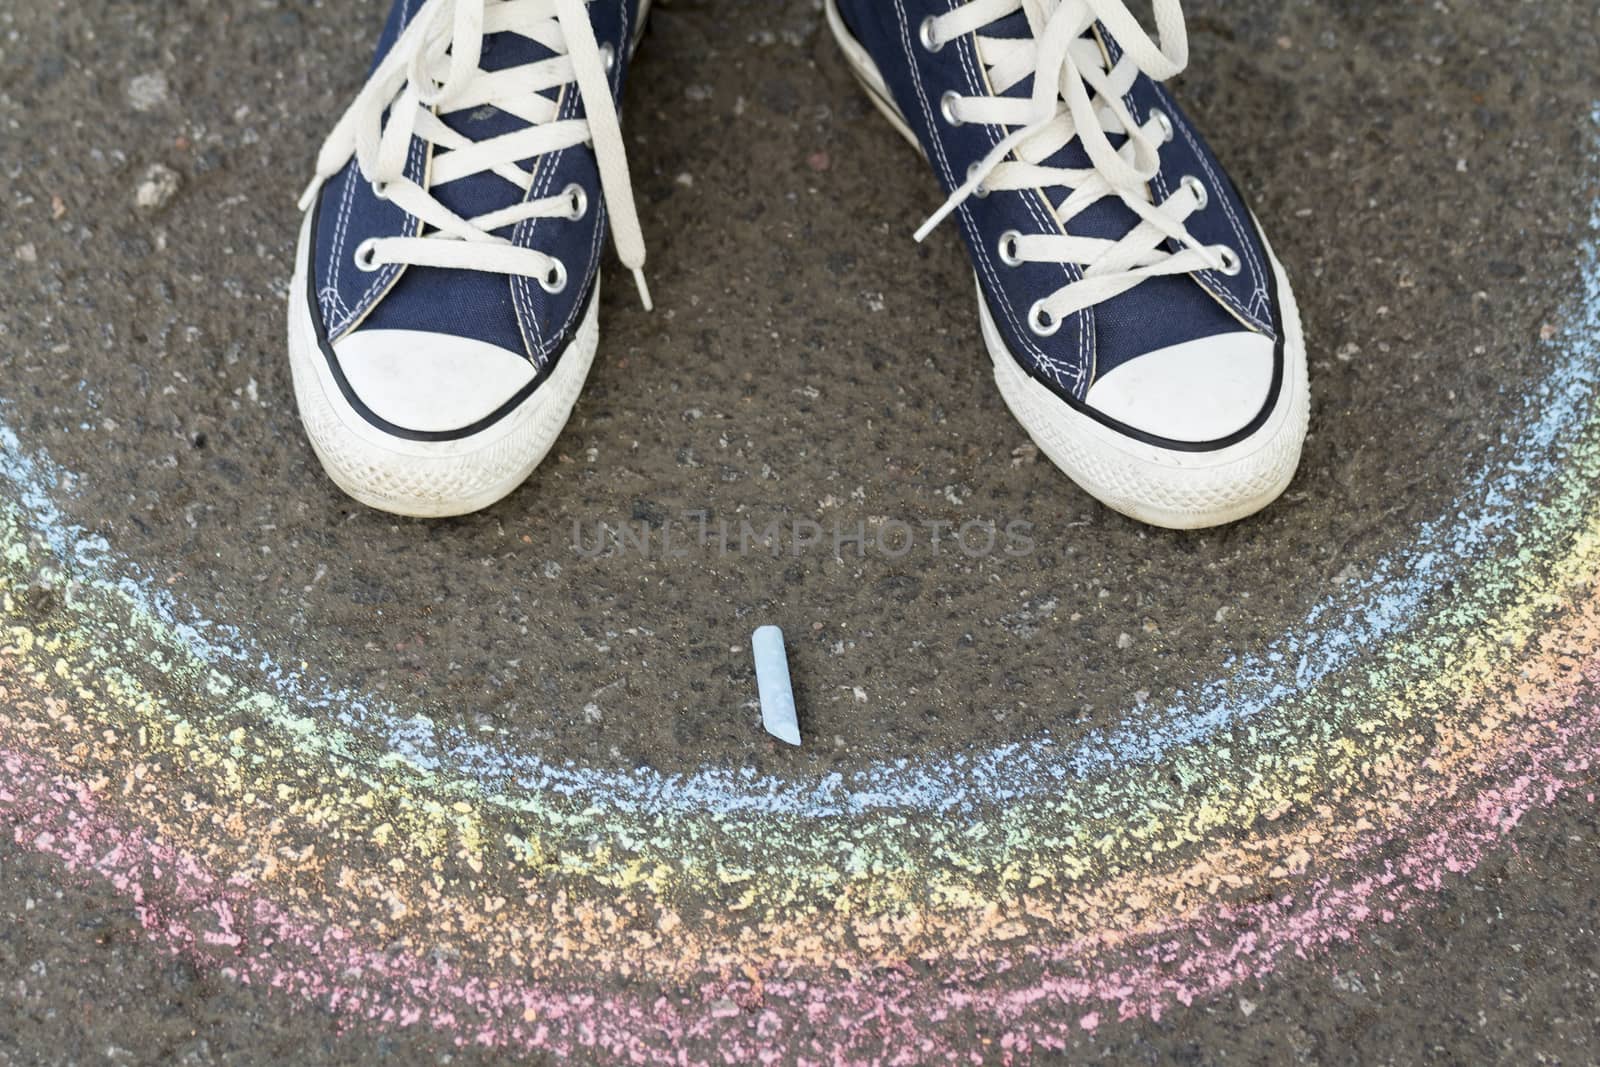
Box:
[3,0,1600,1062]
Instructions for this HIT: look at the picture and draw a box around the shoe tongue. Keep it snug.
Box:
[428,28,563,235]
[984,13,1143,246]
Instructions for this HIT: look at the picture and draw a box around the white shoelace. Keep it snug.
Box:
[917,0,1234,335]
[299,0,652,310]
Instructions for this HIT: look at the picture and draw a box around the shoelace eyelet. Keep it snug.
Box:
[564,182,589,221]
[1213,245,1242,277]
[1149,106,1174,144]
[370,179,393,201]
[1028,300,1062,337]
[967,162,988,197]
[919,15,945,52]
[998,230,1024,267]
[353,238,381,272]
[539,258,569,294]
[1179,174,1208,211]
[599,42,616,72]
[939,91,963,126]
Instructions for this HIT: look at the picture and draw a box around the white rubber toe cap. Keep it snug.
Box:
[332,328,537,434]
[1084,331,1275,444]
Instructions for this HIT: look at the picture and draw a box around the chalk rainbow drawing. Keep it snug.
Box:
[0,117,1598,1064]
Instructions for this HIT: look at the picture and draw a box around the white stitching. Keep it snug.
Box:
[954,19,1087,392]
[1094,31,1274,345]
[511,0,627,367]
[511,87,573,360]
[896,0,1088,396]
[329,130,426,337]
[961,16,1091,391]
[326,166,358,306]
[327,0,428,339]
[325,0,415,301]
[1161,86,1271,333]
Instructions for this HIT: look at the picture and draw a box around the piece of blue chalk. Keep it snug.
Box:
[752,625,801,746]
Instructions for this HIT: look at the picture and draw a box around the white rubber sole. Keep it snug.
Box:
[287,213,598,518]
[824,0,1310,529]
[982,261,1309,529]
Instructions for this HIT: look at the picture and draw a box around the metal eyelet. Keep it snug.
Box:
[967,162,988,197]
[1149,106,1174,144]
[1214,246,1243,277]
[997,230,1023,267]
[370,179,393,201]
[599,43,616,72]
[939,90,963,126]
[1180,174,1208,211]
[539,258,569,294]
[563,182,588,221]
[919,15,944,52]
[1028,300,1062,337]
[353,238,381,272]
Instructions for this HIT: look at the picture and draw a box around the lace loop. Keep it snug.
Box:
[299,0,652,310]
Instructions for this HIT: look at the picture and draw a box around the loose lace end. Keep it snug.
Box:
[297,176,324,213]
[915,142,1008,243]
[914,191,966,243]
[631,267,653,313]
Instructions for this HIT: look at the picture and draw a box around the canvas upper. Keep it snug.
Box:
[833,0,1285,449]
[303,0,647,438]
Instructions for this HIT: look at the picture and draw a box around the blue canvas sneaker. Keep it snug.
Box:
[288,0,651,517]
[826,0,1309,529]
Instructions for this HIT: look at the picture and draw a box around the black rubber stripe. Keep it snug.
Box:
[305,195,595,444]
